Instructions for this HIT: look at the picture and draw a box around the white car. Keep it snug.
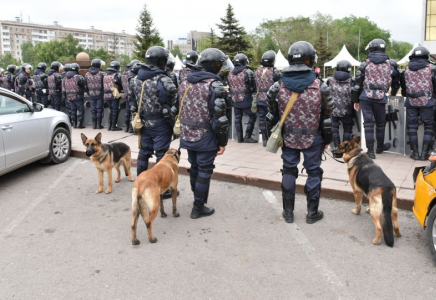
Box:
[0,87,72,176]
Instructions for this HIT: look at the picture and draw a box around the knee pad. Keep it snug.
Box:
[304,167,323,197]
[281,167,298,193]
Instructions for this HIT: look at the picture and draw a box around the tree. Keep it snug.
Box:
[170,45,183,59]
[21,42,37,66]
[133,3,164,60]
[314,31,332,76]
[0,53,21,68]
[216,4,250,59]
[387,40,413,61]
[85,48,112,67]
[208,27,217,48]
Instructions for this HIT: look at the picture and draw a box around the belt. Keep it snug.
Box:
[284,126,318,136]
[181,118,212,130]
[142,113,163,120]
[364,84,388,92]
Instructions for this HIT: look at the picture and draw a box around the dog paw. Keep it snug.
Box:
[96,189,103,194]
[161,212,167,218]
[149,237,157,243]
[132,239,140,245]
[173,212,180,218]
[351,209,360,215]
[366,208,370,213]
[372,238,381,245]
[128,177,134,182]
[115,179,120,183]
[394,231,402,237]
[105,189,112,194]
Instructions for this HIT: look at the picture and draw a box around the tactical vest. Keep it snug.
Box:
[179,68,190,83]
[363,59,392,100]
[134,75,164,128]
[6,74,14,91]
[103,73,116,100]
[63,75,81,101]
[330,77,352,117]
[48,73,60,95]
[14,73,31,95]
[85,71,103,97]
[405,64,433,107]
[33,73,46,91]
[121,70,133,99]
[179,78,214,142]
[255,67,274,102]
[278,79,322,149]
[228,70,248,103]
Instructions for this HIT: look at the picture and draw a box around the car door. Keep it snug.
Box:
[0,93,47,169]
[0,130,5,172]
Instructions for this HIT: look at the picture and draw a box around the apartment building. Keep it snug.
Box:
[167,30,210,57]
[0,18,136,61]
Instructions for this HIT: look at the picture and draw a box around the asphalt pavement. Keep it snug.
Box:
[0,157,435,300]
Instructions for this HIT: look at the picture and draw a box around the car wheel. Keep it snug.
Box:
[427,205,436,263]
[50,127,71,164]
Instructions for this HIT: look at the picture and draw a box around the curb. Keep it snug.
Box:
[71,150,414,212]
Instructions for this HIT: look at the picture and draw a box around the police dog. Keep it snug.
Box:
[81,132,134,194]
[131,149,181,245]
[337,136,402,247]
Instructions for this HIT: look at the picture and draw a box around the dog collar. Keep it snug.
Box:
[166,151,180,163]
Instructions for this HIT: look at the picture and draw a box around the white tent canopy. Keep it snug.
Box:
[274,49,289,70]
[397,43,420,65]
[323,45,361,78]
[174,55,184,71]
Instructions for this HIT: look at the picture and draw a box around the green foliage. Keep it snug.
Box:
[21,42,37,67]
[387,40,413,61]
[0,53,21,69]
[116,54,132,71]
[216,4,250,59]
[133,3,164,60]
[85,48,112,65]
[171,45,183,59]
[314,31,332,76]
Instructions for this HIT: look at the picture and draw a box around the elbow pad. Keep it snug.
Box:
[321,118,333,146]
[216,116,229,147]
[213,98,227,119]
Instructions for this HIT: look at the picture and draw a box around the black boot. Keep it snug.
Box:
[111,115,122,131]
[244,129,258,143]
[97,118,104,129]
[376,142,391,154]
[107,118,112,131]
[190,201,215,219]
[282,194,295,223]
[367,143,376,159]
[420,144,431,161]
[410,144,420,160]
[124,121,130,132]
[333,136,340,148]
[72,117,77,129]
[237,130,244,143]
[128,123,134,133]
[162,188,180,199]
[306,197,323,224]
[77,118,86,129]
[261,131,268,147]
[92,119,97,129]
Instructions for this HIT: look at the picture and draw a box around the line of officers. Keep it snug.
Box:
[0,39,433,223]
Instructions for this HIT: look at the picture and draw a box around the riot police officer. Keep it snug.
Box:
[48,61,63,111]
[121,59,140,132]
[130,46,178,178]
[165,52,178,88]
[228,53,257,143]
[15,63,34,99]
[0,68,4,88]
[62,63,86,128]
[33,62,49,107]
[326,60,355,148]
[62,64,72,123]
[179,50,198,83]
[104,61,123,131]
[85,59,106,129]
[400,46,436,160]
[254,50,282,146]
[179,48,230,219]
[352,39,400,159]
[4,65,17,92]
[266,41,333,224]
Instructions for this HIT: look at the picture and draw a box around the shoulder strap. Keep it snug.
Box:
[255,67,269,95]
[278,92,299,128]
[176,83,193,123]
[137,80,147,115]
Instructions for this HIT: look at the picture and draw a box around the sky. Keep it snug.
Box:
[0,0,424,47]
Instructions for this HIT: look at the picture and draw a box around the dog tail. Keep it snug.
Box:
[381,188,394,247]
[136,193,149,220]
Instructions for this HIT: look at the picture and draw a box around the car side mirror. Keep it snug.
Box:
[31,102,43,112]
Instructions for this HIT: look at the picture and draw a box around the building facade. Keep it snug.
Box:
[0,19,136,61]
[167,30,210,57]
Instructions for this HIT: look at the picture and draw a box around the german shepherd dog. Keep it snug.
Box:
[131,148,181,245]
[81,132,134,194]
[337,136,402,247]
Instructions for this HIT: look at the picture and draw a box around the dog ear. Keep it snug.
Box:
[354,136,361,144]
[95,132,102,144]
[81,133,88,145]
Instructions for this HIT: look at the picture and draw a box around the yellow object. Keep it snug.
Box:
[413,169,436,228]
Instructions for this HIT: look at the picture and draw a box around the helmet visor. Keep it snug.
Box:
[100,60,106,67]
[220,56,234,72]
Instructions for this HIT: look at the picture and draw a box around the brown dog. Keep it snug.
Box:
[81,132,134,194]
[337,136,401,247]
[131,148,181,244]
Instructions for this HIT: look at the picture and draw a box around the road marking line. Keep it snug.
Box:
[263,190,352,300]
[0,159,81,238]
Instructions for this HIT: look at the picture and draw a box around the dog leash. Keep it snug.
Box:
[107,133,136,144]
[324,150,346,164]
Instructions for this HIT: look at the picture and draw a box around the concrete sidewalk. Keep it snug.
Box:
[71,128,424,210]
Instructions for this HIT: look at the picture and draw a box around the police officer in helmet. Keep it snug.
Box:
[131,46,179,200]
[179,50,199,83]
[15,63,34,99]
[400,46,436,160]
[62,63,87,128]
[48,61,63,110]
[267,41,334,224]
[179,48,230,218]
[352,38,400,159]
[165,52,178,88]
[121,59,140,132]
[86,59,106,129]
[104,60,123,131]
[34,62,49,107]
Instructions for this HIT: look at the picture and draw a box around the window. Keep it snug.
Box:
[3,32,9,36]
[426,0,436,40]
[2,26,7,30]
[0,95,31,115]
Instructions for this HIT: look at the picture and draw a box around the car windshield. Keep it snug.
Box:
[0,95,30,115]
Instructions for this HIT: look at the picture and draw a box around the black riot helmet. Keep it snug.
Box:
[131,62,142,75]
[63,64,72,72]
[261,50,276,67]
[233,53,249,66]
[166,53,176,71]
[390,59,398,69]
[288,41,317,71]
[145,46,168,70]
[37,62,47,71]
[22,63,33,71]
[109,61,121,71]
[368,39,387,53]
[409,46,430,60]
[336,60,352,72]
[198,48,228,74]
[186,51,199,65]
[126,59,140,68]
[70,63,80,71]
[91,59,105,68]
[50,61,63,71]
[7,65,17,74]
